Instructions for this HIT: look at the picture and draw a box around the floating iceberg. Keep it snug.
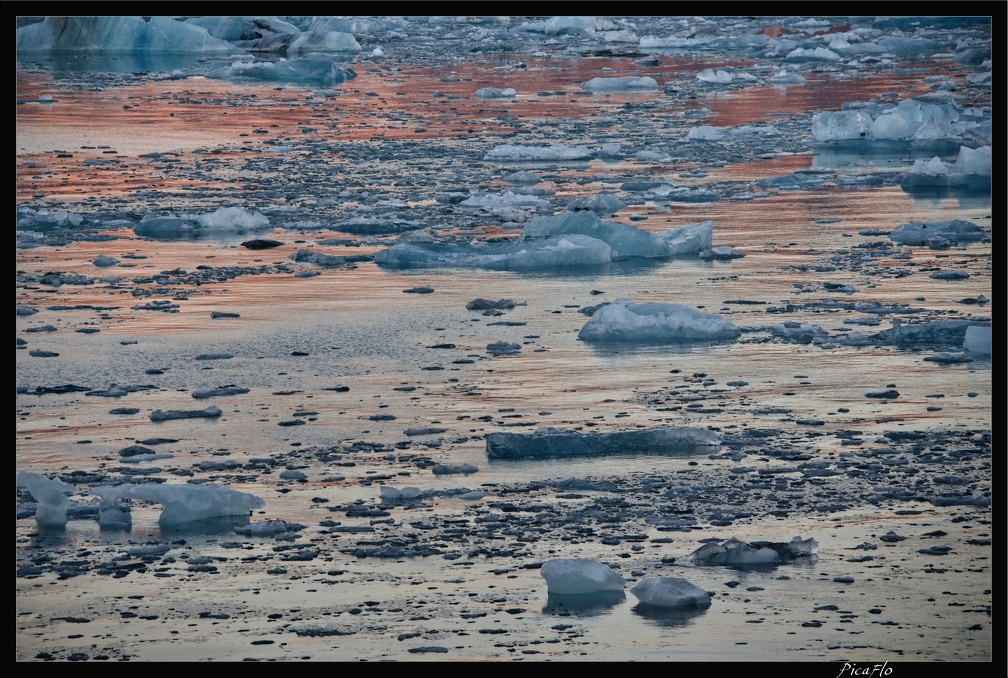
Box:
[631,577,711,609]
[696,68,733,84]
[520,211,712,259]
[786,46,841,61]
[183,16,299,46]
[375,233,613,270]
[210,56,357,87]
[577,299,741,344]
[567,193,626,215]
[287,31,361,56]
[767,69,807,86]
[16,472,75,528]
[812,111,873,141]
[374,212,713,270]
[541,558,625,595]
[581,76,657,92]
[901,145,992,192]
[457,191,553,222]
[16,16,237,54]
[963,325,992,355]
[483,144,595,162]
[686,124,779,141]
[877,319,990,348]
[92,483,264,527]
[474,87,516,99]
[486,426,720,460]
[133,207,269,240]
[691,536,818,567]
[888,219,989,246]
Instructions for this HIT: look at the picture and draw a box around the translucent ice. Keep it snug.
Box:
[17,16,237,54]
[16,472,75,528]
[91,482,264,527]
[540,558,625,594]
[963,325,992,355]
[812,111,873,141]
[577,299,740,343]
[581,76,657,92]
[631,577,711,609]
[888,219,989,245]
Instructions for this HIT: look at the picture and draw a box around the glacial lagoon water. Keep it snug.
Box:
[16,16,991,663]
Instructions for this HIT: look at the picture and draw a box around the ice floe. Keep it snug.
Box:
[631,577,712,609]
[375,212,713,270]
[581,76,657,92]
[577,299,741,343]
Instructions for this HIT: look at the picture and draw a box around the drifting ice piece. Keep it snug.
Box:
[577,299,741,343]
[541,558,625,594]
[888,219,989,245]
[486,426,720,460]
[963,325,992,355]
[691,536,818,567]
[631,577,712,609]
[91,483,264,527]
[16,472,75,528]
[812,110,873,141]
[581,76,658,92]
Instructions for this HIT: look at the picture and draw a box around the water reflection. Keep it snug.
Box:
[631,603,708,627]
[811,141,961,172]
[542,590,626,616]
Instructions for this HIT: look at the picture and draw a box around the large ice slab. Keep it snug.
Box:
[520,211,711,259]
[901,145,992,192]
[888,219,989,246]
[581,76,657,92]
[541,558,625,594]
[374,213,713,270]
[133,207,269,240]
[17,16,237,54]
[486,426,720,460]
[963,325,992,355]
[483,144,595,161]
[578,299,741,343]
[92,483,265,527]
[631,577,711,609]
[210,56,357,87]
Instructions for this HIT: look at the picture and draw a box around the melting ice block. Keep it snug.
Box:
[486,426,719,460]
[92,483,264,527]
[578,299,740,343]
[631,577,712,609]
[581,76,658,92]
[888,219,989,245]
[16,472,76,528]
[374,213,713,270]
[963,325,992,355]
[812,110,873,141]
[691,536,818,567]
[16,16,237,54]
[541,558,625,594]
